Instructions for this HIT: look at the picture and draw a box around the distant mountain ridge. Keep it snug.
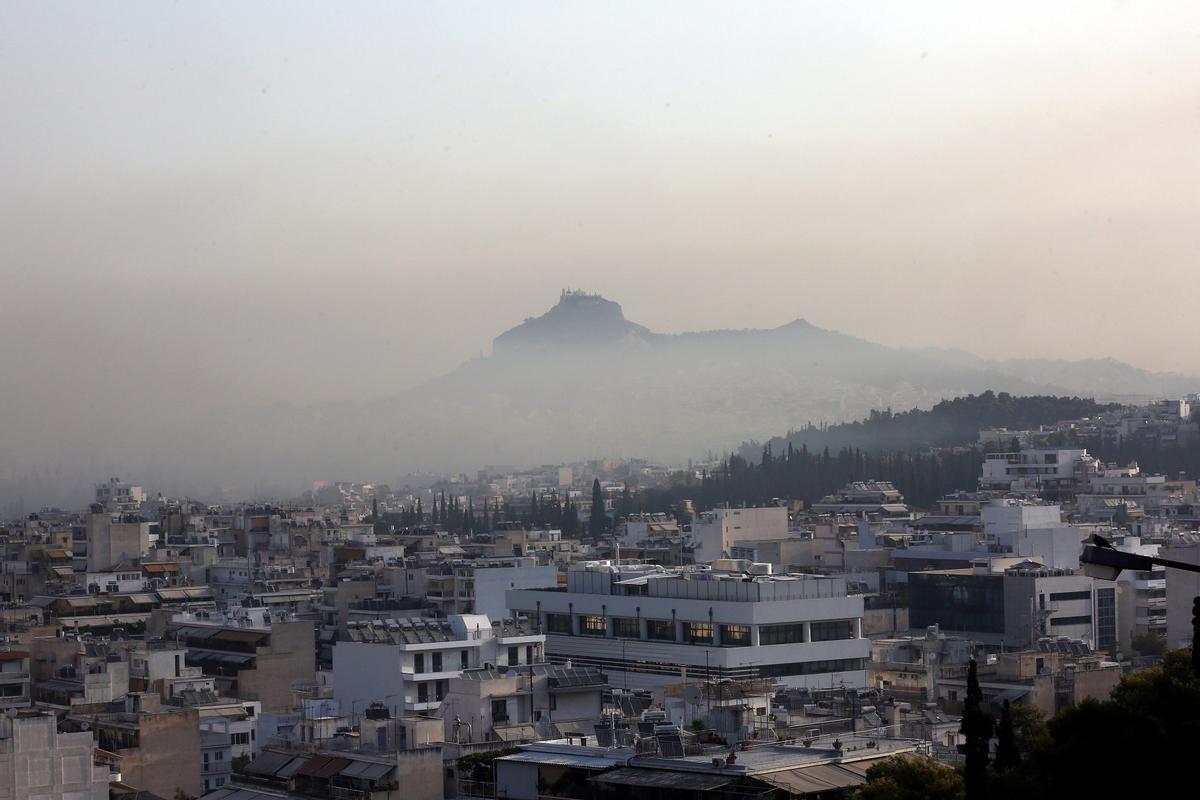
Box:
[4,292,1195,507]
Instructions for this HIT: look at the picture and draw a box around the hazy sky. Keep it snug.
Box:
[4,1,1200,417]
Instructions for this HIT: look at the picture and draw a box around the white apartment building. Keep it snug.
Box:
[95,477,145,514]
[981,500,1081,571]
[332,614,545,716]
[506,562,870,691]
[980,448,1098,495]
[692,506,790,563]
[425,558,560,620]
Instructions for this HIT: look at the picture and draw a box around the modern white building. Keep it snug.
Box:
[691,506,790,563]
[981,500,1082,571]
[332,614,545,716]
[980,448,1098,495]
[507,562,870,691]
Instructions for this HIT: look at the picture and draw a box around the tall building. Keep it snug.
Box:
[507,562,870,690]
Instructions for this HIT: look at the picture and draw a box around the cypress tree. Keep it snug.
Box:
[590,478,606,537]
[994,699,1020,773]
[961,658,994,800]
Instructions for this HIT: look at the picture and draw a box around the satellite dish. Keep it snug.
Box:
[684,685,703,706]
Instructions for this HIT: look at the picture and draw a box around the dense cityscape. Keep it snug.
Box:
[7,4,1200,799]
[2,393,1199,799]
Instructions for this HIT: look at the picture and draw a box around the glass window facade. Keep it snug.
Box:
[612,617,640,638]
[761,623,806,645]
[683,621,714,644]
[545,613,572,634]
[720,624,751,647]
[810,620,856,642]
[647,619,675,641]
[909,573,1005,634]
[1095,587,1116,649]
[580,615,607,636]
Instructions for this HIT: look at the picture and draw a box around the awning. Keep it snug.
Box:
[493,725,538,742]
[757,764,867,795]
[339,761,394,780]
[593,768,731,791]
[51,566,75,578]
[244,750,294,776]
[295,754,353,779]
[836,754,916,779]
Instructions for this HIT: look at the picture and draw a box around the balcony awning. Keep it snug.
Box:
[592,768,731,791]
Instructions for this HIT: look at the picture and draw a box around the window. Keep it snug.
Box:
[647,619,675,641]
[508,646,519,665]
[526,645,534,664]
[810,620,855,642]
[432,652,442,672]
[491,698,508,722]
[1049,615,1092,627]
[1049,591,1091,602]
[683,622,713,644]
[414,654,424,674]
[436,680,446,701]
[757,657,867,678]
[546,613,572,634]
[580,615,607,636]
[417,683,429,702]
[461,650,470,669]
[612,617,640,638]
[720,624,751,647]
[761,623,806,645]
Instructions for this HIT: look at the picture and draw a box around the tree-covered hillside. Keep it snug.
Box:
[741,391,1116,460]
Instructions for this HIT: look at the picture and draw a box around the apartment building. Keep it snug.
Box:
[425,557,559,619]
[0,710,111,800]
[332,613,545,716]
[507,562,870,690]
[691,506,790,563]
[162,608,316,712]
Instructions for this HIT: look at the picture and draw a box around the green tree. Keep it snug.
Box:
[994,700,1020,773]
[960,658,993,800]
[853,756,963,800]
[1131,631,1166,657]
[590,478,607,537]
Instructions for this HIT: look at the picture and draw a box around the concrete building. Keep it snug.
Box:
[980,448,1098,497]
[162,607,316,712]
[691,506,790,563]
[444,662,606,743]
[0,710,111,800]
[85,509,150,573]
[63,693,201,800]
[0,649,31,709]
[1162,534,1200,650]
[200,728,234,795]
[507,562,870,690]
[332,613,545,716]
[95,478,145,514]
[908,559,1117,651]
[425,558,560,620]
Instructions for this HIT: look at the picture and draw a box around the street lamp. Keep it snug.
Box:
[1080,534,1200,675]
